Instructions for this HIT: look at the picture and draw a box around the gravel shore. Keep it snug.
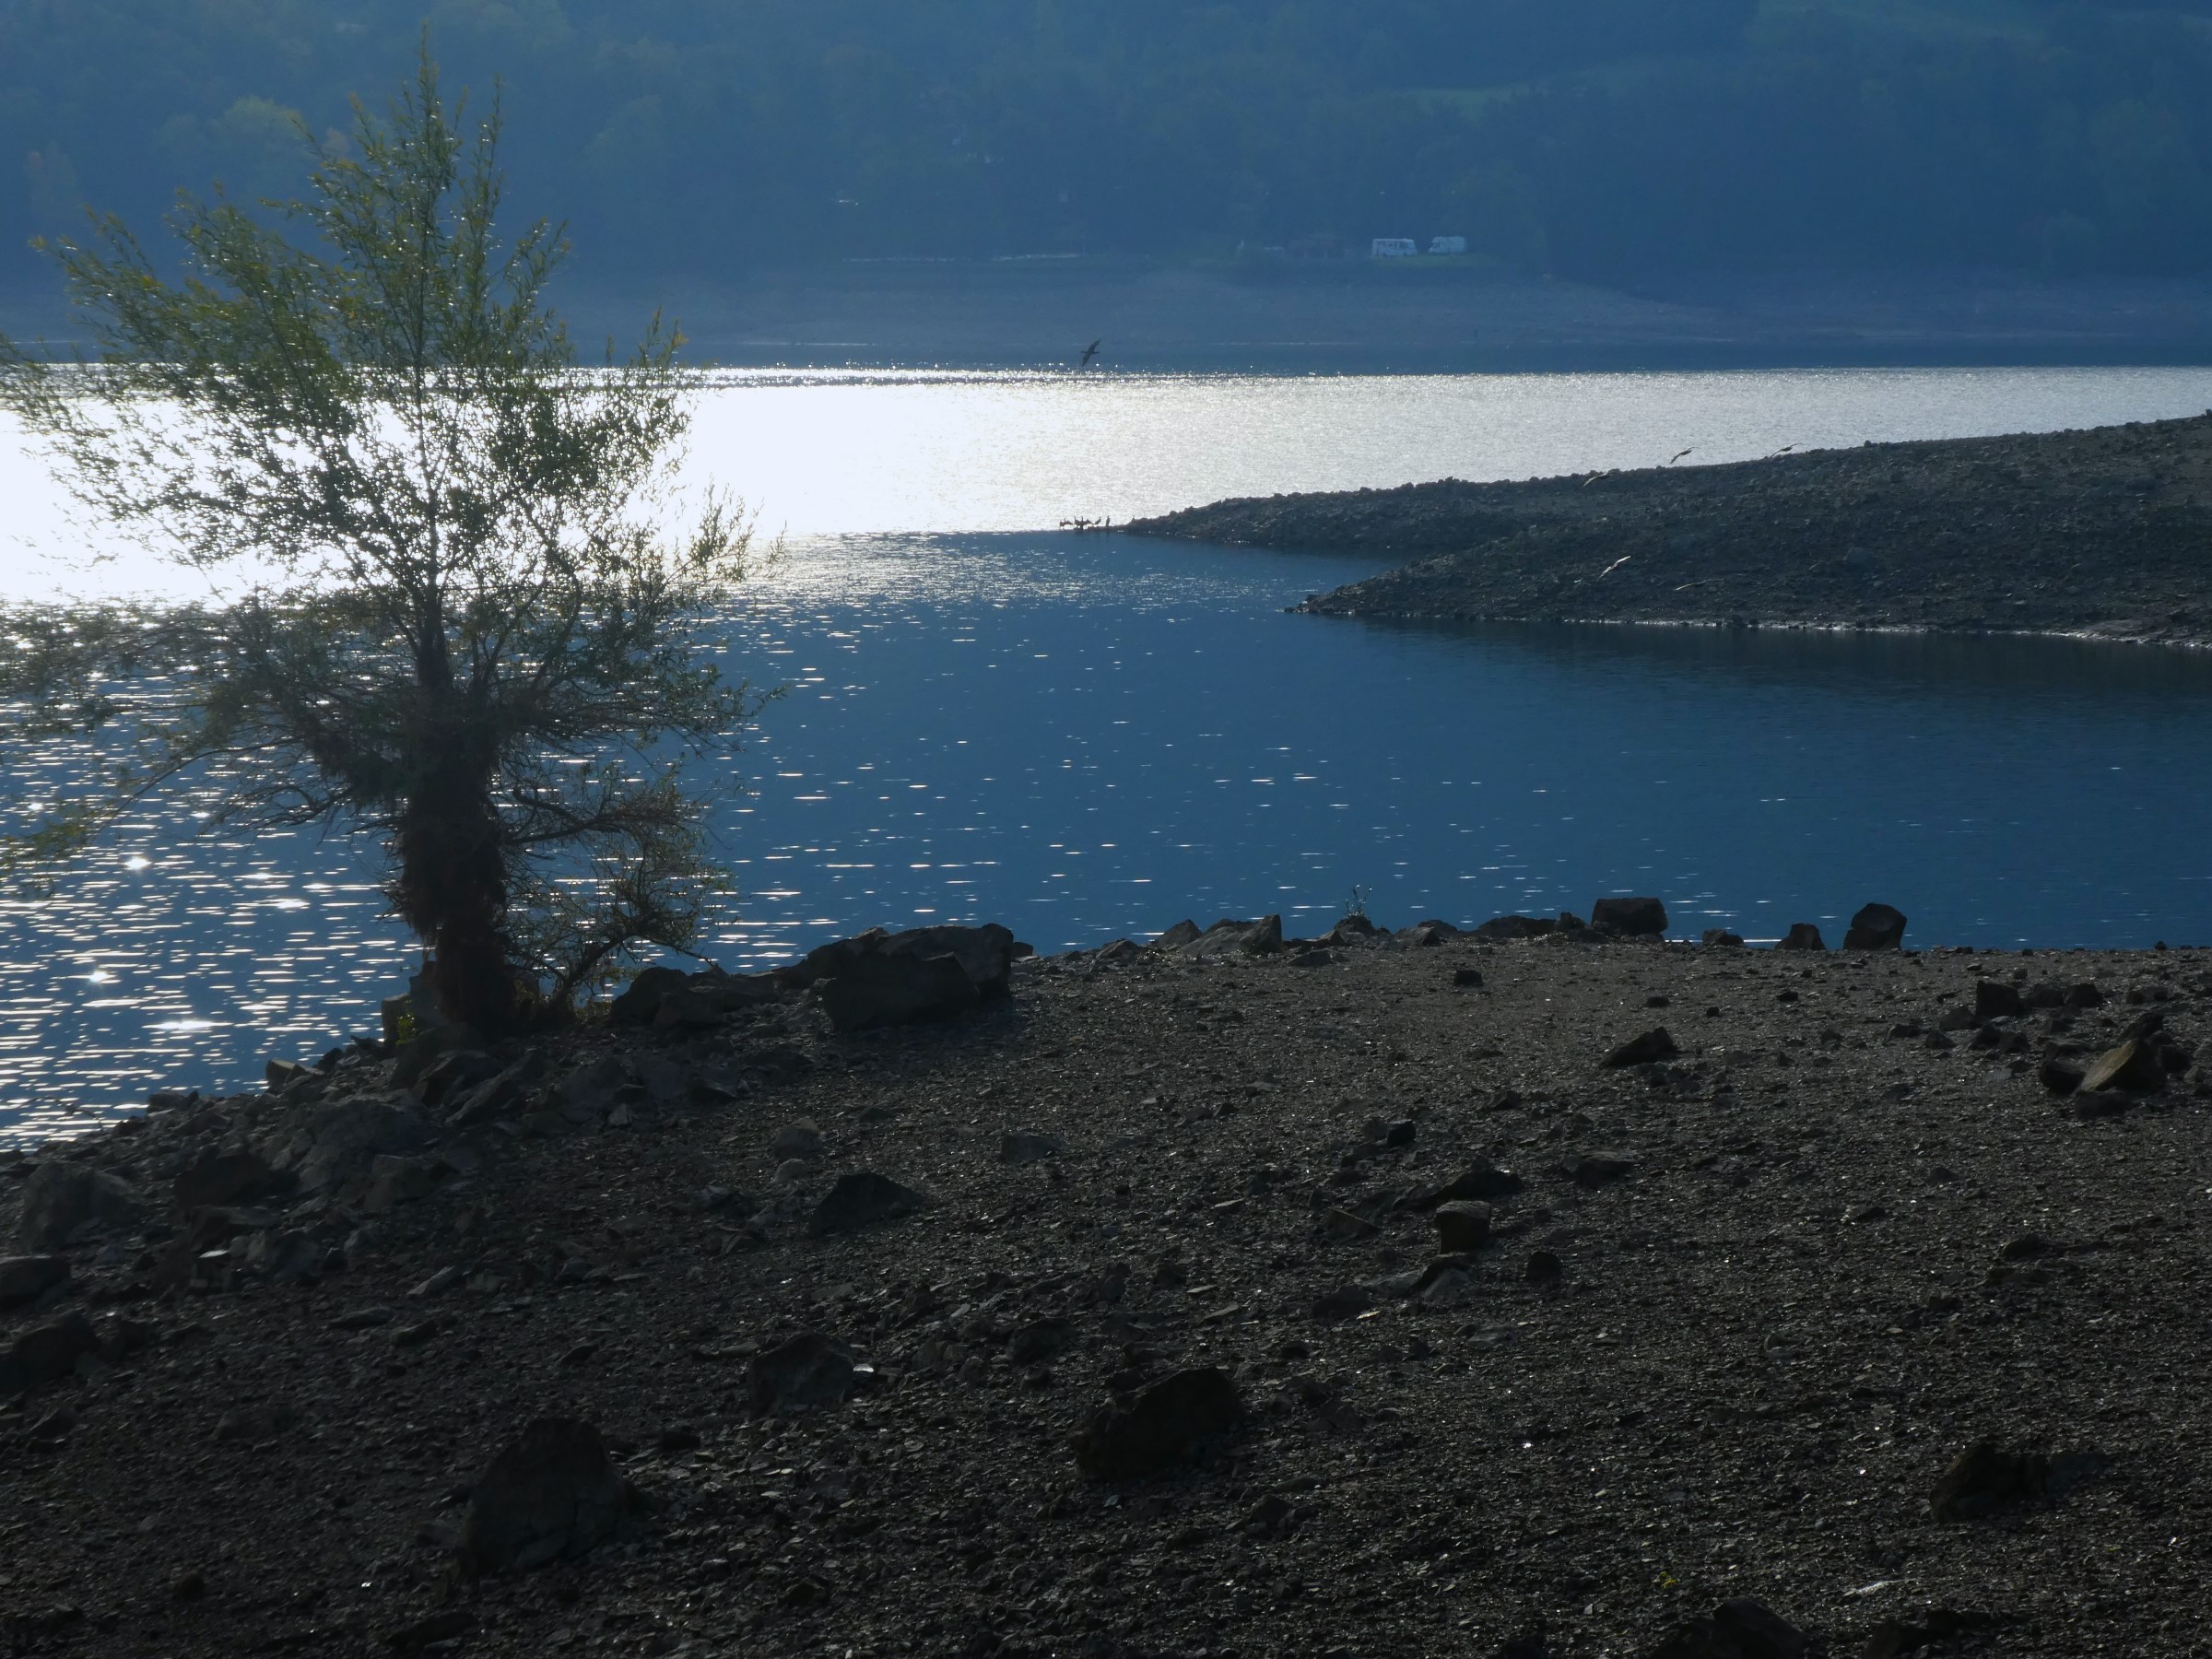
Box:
[4,920,2211,1658]
[1126,415,2212,647]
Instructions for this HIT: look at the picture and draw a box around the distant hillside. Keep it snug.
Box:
[3,0,2211,292]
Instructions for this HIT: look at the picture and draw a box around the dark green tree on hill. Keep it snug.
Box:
[0,52,759,1031]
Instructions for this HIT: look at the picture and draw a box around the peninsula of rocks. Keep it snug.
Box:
[3,912,2210,1657]
[1127,413,2212,646]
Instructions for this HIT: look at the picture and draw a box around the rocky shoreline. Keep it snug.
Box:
[1126,415,2212,647]
[3,912,2211,1657]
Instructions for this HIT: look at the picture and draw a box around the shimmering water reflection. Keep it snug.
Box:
[8,527,2210,1141]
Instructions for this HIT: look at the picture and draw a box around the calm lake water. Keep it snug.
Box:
[5,364,2212,1138]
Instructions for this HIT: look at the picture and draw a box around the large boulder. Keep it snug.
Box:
[271,1096,429,1194]
[807,1171,933,1235]
[1646,1598,1808,1659]
[455,1419,640,1574]
[1591,896,1668,936]
[18,1163,145,1251]
[815,951,979,1033]
[1777,923,1827,951]
[174,1147,290,1212]
[1182,916,1284,958]
[791,924,1018,996]
[1842,902,1908,950]
[610,965,690,1026]
[1151,920,1203,950]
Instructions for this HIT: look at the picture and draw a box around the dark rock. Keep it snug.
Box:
[1572,1154,1635,1188]
[1974,980,2027,1020]
[807,1171,932,1235]
[389,1021,487,1089]
[1453,966,1485,987]
[326,1306,394,1331]
[1646,1597,1808,1659]
[18,1163,145,1250]
[1326,914,1383,947]
[1319,1206,1380,1242]
[1526,1249,1564,1285]
[1184,915,1286,958]
[1473,914,1556,943]
[2081,1039,2162,1094]
[1434,1201,1493,1253]
[2037,1056,2085,1095]
[1430,1163,1525,1203]
[746,1332,858,1416]
[1153,920,1204,950]
[456,1418,639,1574]
[770,1121,827,1161]
[1288,947,1336,968]
[1929,1440,2052,1520]
[2065,981,2106,1008]
[1777,924,1827,951]
[449,1055,545,1127]
[1397,919,1461,947]
[1072,1366,1243,1480]
[1603,1029,1679,1068]
[213,1402,300,1443]
[170,1571,206,1602]
[0,1254,69,1309]
[382,1609,474,1653]
[1380,1118,1417,1148]
[793,923,1018,997]
[174,1147,289,1212]
[287,1097,429,1194]
[1862,1609,1999,1659]
[1701,929,1747,947]
[0,1312,98,1392]
[1312,1283,1375,1320]
[1591,897,1667,936]
[1009,1318,1075,1365]
[409,1048,503,1109]
[999,1131,1069,1165]
[1843,902,1908,950]
[815,950,980,1033]
[611,965,691,1025]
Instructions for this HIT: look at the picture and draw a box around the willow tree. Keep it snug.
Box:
[0,54,756,1031]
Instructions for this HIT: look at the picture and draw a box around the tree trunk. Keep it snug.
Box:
[391,759,517,1033]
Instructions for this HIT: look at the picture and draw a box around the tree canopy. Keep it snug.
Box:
[0,52,757,1030]
[3,1,2212,286]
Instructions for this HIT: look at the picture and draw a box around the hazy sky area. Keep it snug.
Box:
[5,0,2212,304]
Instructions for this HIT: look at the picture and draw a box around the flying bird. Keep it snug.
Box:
[1079,339,1100,368]
[1666,447,1694,466]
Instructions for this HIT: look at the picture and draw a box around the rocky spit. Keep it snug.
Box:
[4,913,2212,1658]
[1126,414,2212,647]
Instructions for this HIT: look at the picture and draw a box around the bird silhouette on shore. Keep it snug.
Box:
[1079,339,1100,368]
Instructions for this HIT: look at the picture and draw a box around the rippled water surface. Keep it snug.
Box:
[5,365,2212,1138]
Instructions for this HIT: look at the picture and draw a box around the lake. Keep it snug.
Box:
[5,364,2212,1138]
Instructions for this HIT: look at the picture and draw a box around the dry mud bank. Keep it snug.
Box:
[1128,415,2212,647]
[4,926,2212,1658]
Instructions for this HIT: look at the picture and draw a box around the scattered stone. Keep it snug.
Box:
[770,1121,827,1161]
[1072,1367,1243,1479]
[1777,924,1827,951]
[455,1418,640,1574]
[1843,902,1908,950]
[18,1163,145,1251]
[284,1096,430,1194]
[1009,1318,1074,1365]
[410,1265,465,1299]
[326,1306,394,1332]
[1591,896,1667,936]
[746,1332,858,1416]
[1701,929,1746,948]
[0,1254,69,1309]
[999,1131,1070,1165]
[1319,1207,1380,1243]
[2038,1055,2085,1095]
[1646,1596,1809,1659]
[1434,1201,1493,1253]
[1603,1028,1679,1067]
[449,1055,547,1126]
[1974,980,2027,1020]
[1862,1609,1999,1659]
[807,1171,932,1235]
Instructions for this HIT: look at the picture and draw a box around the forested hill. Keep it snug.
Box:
[5,0,2212,291]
